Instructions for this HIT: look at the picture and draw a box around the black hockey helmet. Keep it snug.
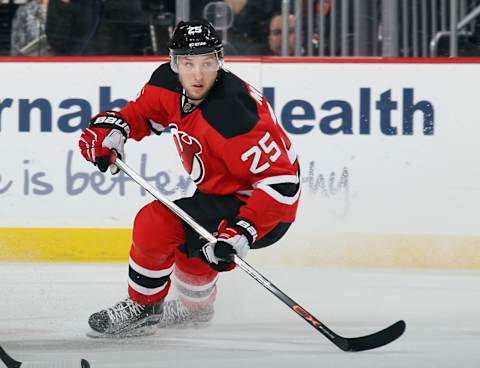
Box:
[169,20,224,72]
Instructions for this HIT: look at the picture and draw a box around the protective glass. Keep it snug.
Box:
[170,50,224,73]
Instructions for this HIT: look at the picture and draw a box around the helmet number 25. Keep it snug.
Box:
[241,132,281,174]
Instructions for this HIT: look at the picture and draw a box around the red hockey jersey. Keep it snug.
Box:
[120,63,300,240]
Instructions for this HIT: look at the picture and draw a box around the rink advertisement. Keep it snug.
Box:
[1,58,479,268]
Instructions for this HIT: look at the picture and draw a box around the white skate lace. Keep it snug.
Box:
[106,298,145,323]
[161,300,190,323]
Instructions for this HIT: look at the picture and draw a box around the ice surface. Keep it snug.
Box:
[0,262,479,367]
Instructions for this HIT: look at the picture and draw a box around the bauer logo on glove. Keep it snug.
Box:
[78,111,130,174]
[201,218,257,272]
[91,112,131,137]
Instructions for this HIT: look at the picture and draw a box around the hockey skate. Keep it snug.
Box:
[158,299,214,328]
[87,298,164,338]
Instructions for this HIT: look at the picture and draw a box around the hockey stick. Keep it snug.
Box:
[0,345,90,368]
[112,155,406,352]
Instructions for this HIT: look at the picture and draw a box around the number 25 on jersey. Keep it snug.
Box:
[241,132,281,174]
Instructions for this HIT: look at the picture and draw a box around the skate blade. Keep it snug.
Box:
[159,319,212,329]
[21,360,90,368]
[86,325,158,339]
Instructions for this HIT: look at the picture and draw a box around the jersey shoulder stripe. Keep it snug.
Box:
[148,62,181,93]
[201,71,259,139]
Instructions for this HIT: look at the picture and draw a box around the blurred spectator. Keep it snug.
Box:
[191,0,219,20]
[258,12,297,56]
[10,0,53,55]
[141,0,175,55]
[223,0,277,55]
[0,3,13,55]
[46,0,157,56]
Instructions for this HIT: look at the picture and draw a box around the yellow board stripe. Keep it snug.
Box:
[1,228,480,269]
[249,233,480,270]
[0,228,131,262]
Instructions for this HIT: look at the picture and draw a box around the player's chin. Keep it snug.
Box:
[189,89,208,100]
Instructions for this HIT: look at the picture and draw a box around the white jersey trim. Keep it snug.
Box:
[236,189,253,197]
[179,289,216,303]
[173,274,219,292]
[253,174,301,205]
[129,256,174,279]
[128,279,168,295]
[281,137,298,164]
[148,119,165,134]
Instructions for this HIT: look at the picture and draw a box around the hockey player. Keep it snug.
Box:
[78,20,300,337]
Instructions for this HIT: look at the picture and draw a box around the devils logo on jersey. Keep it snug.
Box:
[170,124,205,184]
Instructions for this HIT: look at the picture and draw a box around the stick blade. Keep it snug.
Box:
[338,320,406,352]
[0,345,22,368]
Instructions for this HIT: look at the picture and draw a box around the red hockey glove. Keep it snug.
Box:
[201,218,257,272]
[78,111,130,174]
